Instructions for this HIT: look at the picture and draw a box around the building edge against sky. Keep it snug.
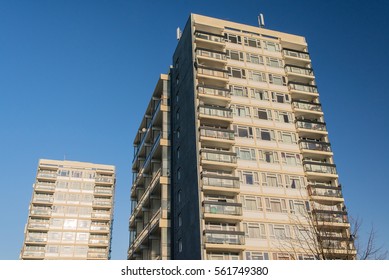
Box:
[20,159,115,260]
[130,13,356,260]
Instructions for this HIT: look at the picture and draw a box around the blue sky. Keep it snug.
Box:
[0,0,388,260]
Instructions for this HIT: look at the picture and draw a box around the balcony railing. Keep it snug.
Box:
[26,236,48,243]
[23,251,45,257]
[96,176,114,184]
[203,201,242,215]
[289,82,318,93]
[35,183,55,191]
[313,210,348,224]
[196,48,227,61]
[308,184,342,198]
[87,252,107,259]
[89,239,109,244]
[299,140,331,152]
[28,222,50,229]
[37,171,57,178]
[200,126,234,141]
[93,200,112,207]
[197,85,230,98]
[90,225,110,231]
[30,209,51,216]
[292,100,322,112]
[202,174,240,189]
[283,48,310,60]
[195,31,225,43]
[197,66,229,79]
[304,161,337,175]
[94,187,113,195]
[92,212,111,219]
[285,65,314,76]
[204,230,245,245]
[296,119,327,131]
[199,106,232,118]
[201,150,237,164]
[32,196,54,203]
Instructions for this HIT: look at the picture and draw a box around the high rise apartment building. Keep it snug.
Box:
[129,14,355,260]
[20,159,115,260]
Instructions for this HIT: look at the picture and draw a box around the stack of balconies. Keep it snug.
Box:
[22,166,58,259]
[128,88,169,260]
[284,45,355,259]
[194,25,244,258]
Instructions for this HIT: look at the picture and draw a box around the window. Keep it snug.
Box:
[177,189,181,203]
[268,224,291,239]
[265,198,287,213]
[248,70,266,82]
[261,172,283,188]
[268,74,286,86]
[234,125,253,138]
[271,92,290,103]
[228,67,246,79]
[277,131,297,144]
[244,37,261,48]
[251,89,269,100]
[235,147,256,161]
[224,33,242,44]
[177,146,180,159]
[259,150,279,164]
[246,252,269,260]
[233,105,250,117]
[289,200,307,214]
[230,85,247,97]
[226,50,244,61]
[281,153,302,166]
[263,41,280,52]
[238,171,259,185]
[176,127,180,139]
[58,169,69,177]
[71,171,82,178]
[256,128,275,141]
[246,53,263,64]
[242,196,262,211]
[256,108,272,120]
[274,111,293,123]
[244,223,266,238]
[285,175,305,189]
[177,168,181,180]
[266,57,282,68]
[176,109,180,120]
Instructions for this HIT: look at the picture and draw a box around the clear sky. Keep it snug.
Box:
[0,0,388,260]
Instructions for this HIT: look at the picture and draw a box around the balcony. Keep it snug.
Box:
[95,176,114,185]
[25,236,48,243]
[283,48,310,61]
[87,252,107,259]
[197,85,230,106]
[94,187,113,196]
[37,171,57,180]
[201,149,237,165]
[204,230,245,251]
[91,211,111,220]
[196,48,227,64]
[34,182,55,192]
[32,195,54,205]
[203,201,242,221]
[295,119,327,137]
[199,105,232,122]
[28,221,50,230]
[308,184,344,204]
[285,65,314,82]
[194,31,225,49]
[289,82,318,99]
[30,208,52,217]
[197,66,229,82]
[93,199,112,208]
[90,225,110,232]
[313,210,349,227]
[22,250,45,258]
[202,174,240,194]
[299,140,332,159]
[292,100,322,117]
[199,126,235,147]
[304,161,337,179]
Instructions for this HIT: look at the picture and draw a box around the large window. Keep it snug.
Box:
[255,108,272,120]
[238,170,259,185]
[243,223,266,239]
[268,224,291,239]
[230,85,247,97]
[234,125,253,138]
[248,70,266,82]
[256,128,275,141]
[277,131,297,144]
[246,53,263,64]
[259,150,279,164]
[244,37,261,48]
[263,41,281,52]
[271,92,290,103]
[274,111,293,123]
[228,67,246,79]
[281,152,302,166]
[251,89,269,100]
[225,33,241,44]
[246,251,269,260]
[266,57,283,68]
[265,198,287,213]
[268,74,286,86]
[261,172,283,188]
[235,147,256,161]
[232,105,250,117]
[226,50,244,61]
[242,196,262,211]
